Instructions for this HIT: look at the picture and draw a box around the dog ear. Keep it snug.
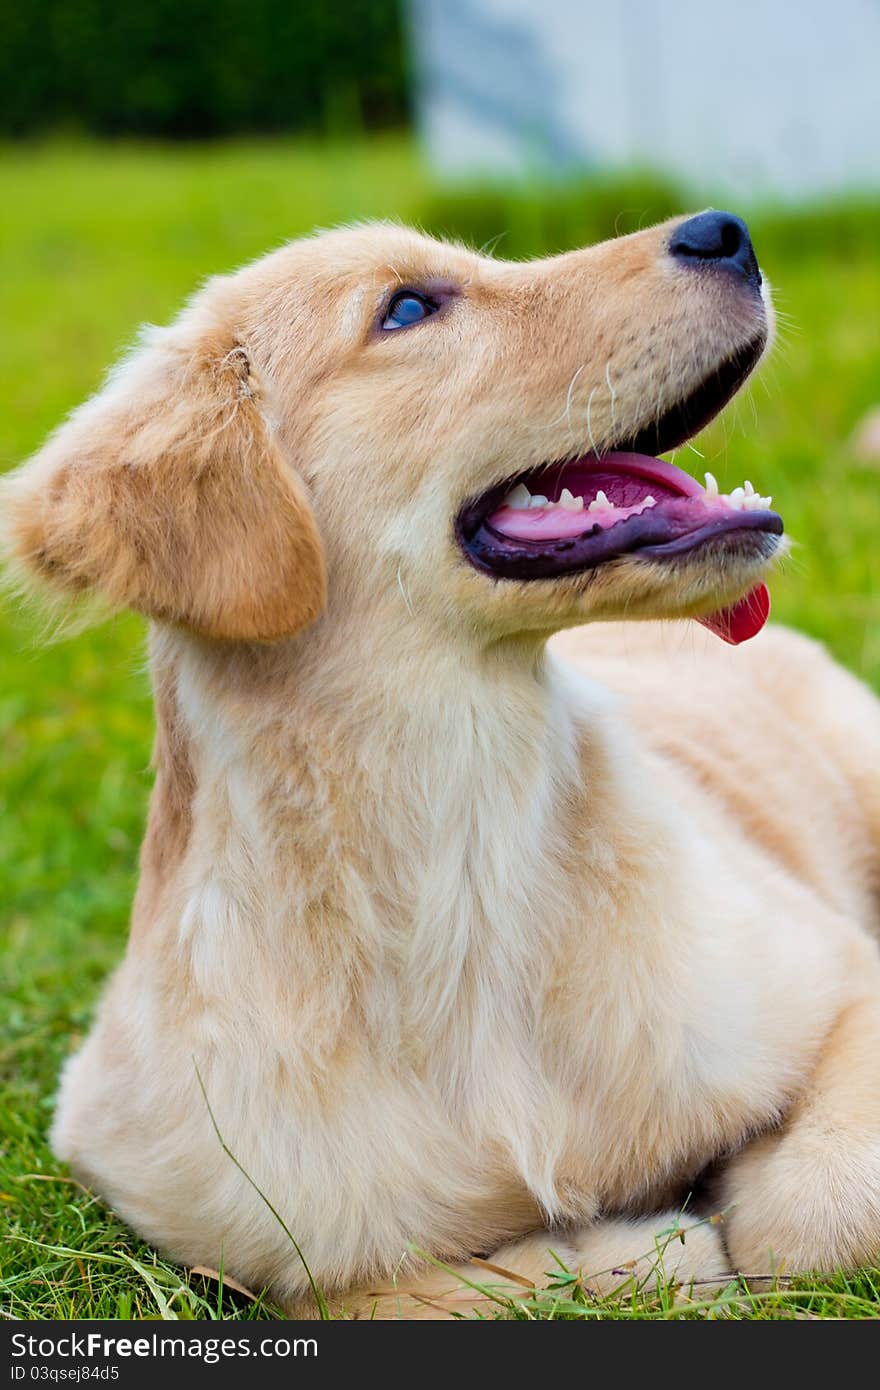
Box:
[0,328,326,641]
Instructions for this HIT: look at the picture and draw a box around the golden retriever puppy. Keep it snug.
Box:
[3,212,880,1317]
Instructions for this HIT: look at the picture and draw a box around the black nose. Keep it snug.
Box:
[670,210,761,289]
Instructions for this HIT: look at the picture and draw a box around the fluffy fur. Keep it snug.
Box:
[4,219,880,1317]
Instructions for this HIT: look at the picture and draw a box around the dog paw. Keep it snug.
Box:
[721,1127,880,1276]
[560,1213,732,1297]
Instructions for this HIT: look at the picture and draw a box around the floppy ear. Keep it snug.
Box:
[0,329,326,641]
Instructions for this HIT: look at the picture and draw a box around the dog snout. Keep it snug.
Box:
[669,210,761,290]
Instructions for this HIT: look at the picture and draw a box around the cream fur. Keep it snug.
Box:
[3,219,880,1317]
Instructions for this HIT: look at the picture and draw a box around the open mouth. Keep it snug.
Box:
[457,335,782,644]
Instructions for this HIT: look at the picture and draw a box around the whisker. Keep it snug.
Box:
[478,231,507,258]
[605,363,617,431]
[585,387,599,455]
[557,364,585,437]
[396,565,415,618]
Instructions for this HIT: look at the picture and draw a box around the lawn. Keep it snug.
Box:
[1,136,880,1320]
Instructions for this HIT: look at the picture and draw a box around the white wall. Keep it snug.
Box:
[409,0,880,199]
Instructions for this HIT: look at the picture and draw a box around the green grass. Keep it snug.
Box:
[1,136,880,1320]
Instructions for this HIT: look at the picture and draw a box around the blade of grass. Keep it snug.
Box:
[193,1059,329,1319]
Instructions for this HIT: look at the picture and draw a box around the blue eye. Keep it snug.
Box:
[382,291,437,331]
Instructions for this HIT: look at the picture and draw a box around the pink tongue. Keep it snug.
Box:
[698,582,770,645]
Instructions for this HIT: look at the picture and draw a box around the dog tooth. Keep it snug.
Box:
[529,494,549,509]
[704,471,719,496]
[504,483,531,510]
[558,487,584,512]
[744,480,755,496]
[588,489,614,513]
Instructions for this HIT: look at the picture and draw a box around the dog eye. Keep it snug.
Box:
[381,291,438,331]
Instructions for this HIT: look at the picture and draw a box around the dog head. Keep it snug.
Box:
[2,213,780,648]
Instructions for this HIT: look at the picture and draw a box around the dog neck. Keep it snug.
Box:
[164,610,600,820]
[144,617,645,1049]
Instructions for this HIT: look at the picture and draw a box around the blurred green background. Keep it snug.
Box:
[2,1,880,1321]
[0,0,408,136]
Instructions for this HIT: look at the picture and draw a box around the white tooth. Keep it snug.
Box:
[728,486,745,509]
[744,480,755,496]
[529,494,549,509]
[740,491,772,511]
[558,486,584,511]
[704,471,719,496]
[588,493,615,514]
[504,483,531,510]
[641,495,656,509]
